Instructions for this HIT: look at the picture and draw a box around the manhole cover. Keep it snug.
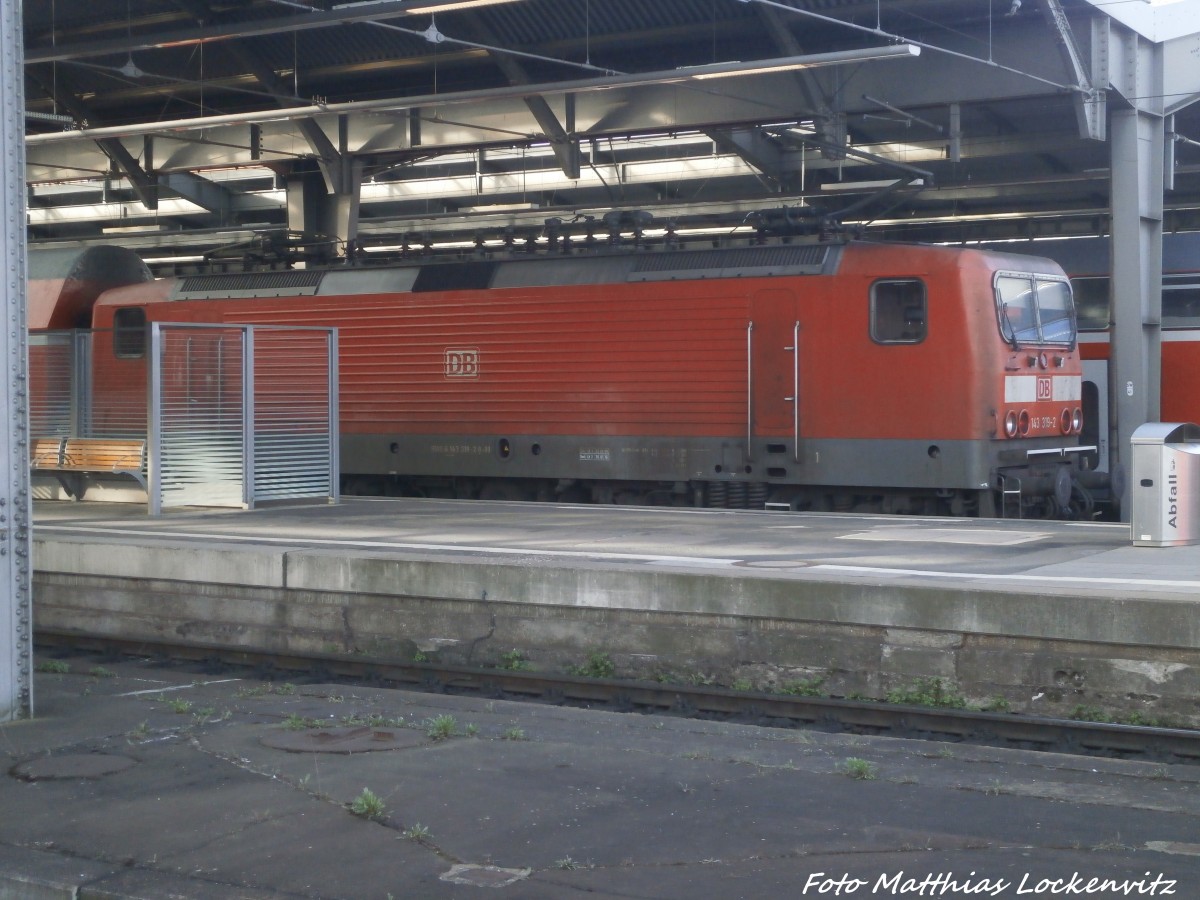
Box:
[261,726,424,753]
[11,753,138,781]
[440,865,531,888]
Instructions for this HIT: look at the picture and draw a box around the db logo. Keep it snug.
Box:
[445,348,480,379]
[1036,376,1052,401]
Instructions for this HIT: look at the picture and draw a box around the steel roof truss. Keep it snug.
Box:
[1040,0,1105,141]
[25,67,159,209]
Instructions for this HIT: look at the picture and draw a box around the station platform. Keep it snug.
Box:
[29,498,1200,725]
[3,654,1199,899]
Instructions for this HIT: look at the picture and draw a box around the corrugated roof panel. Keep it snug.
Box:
[474,0,756,44]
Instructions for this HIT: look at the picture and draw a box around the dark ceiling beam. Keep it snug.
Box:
[1040,0,1105,141]
[751,4,838,132]
[231,53,348,192]
[519,96,579,179]
[95,141,159,210]
[25,2,419,65]
[707,129,786,190]
[700,4,841,184]
[465,4,827,187]
[168,0,359,252]
[970,104,1073,176]
[169,0,350,195]
[25,66,160,209]
[158,170,270,222]
[461,18,581,180]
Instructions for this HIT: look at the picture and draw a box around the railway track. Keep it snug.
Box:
[36,628,1200,766]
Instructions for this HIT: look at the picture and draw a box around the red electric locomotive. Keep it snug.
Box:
[39,238,1100,517]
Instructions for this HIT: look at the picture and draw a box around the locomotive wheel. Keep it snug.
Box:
[342,476,380,496]
[1053,466,1073,512]
[1067,481,1096,520]
[555,484,589,504]
[478,480,531,502]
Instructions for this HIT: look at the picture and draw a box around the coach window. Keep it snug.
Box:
[1163,278,1200,327]
[870,279,926,344]
[113,307,147,358]
[1071,277,1110,331]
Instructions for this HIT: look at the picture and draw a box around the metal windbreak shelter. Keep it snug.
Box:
[29,323,339,514]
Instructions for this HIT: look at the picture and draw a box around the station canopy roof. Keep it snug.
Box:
[20,0,1200,266]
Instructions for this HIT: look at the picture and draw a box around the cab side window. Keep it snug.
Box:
[113,307,147,358]
[871,279,926,344]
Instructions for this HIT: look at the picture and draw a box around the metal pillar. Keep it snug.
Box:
[1108,107,1164,521]
[2,0,32,722]
[323,166,362,258]
[147,324,163,517]
[285,160,362,261]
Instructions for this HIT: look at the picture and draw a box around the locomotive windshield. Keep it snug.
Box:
[994,273,1075,347]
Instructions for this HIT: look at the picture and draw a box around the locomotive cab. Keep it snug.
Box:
[986,264,1096,516]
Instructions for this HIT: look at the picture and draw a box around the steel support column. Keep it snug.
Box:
[1109,105,1164,519]
[286,162,362,261]
[2,0,32,722]
[323,158,362,258]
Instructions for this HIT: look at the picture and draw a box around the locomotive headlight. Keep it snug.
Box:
[1018,410,1031,436]
[1038,352,1049,369]
[1004,411,1019,438]
[1060,409,1073,434]
[1072,407,1083,433]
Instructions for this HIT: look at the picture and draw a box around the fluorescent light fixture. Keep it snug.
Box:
[460,202,540,212]
[405,0,524,12]
[683,45,920,81]
[101,224,174,234]
[334,0,523,9]
[25,110,75,124]
[861,209,1087,228]
[141,254,208,264]
[821,178,925,192]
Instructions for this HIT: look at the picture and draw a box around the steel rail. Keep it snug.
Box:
[35,628,1200,765]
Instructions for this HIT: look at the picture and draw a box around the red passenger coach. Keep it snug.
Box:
[68,239,1100,516]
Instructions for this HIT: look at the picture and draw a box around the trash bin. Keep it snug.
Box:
[1130,422,1200,547]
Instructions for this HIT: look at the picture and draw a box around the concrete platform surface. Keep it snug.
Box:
[3,656,1200,900]
[30,498,1200,725]
[31,496,1200,599]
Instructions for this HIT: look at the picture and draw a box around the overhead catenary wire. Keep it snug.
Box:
[740,0,1088,97]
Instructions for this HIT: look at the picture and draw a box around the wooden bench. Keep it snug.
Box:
[31,436,148,499]
[31,437,67,469]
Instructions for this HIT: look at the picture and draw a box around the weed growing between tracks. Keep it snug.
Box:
[423,714,459,740]
[885,677,967,709]
[350,787,387,821]
[842,757,879,780]
[569,651,616,678]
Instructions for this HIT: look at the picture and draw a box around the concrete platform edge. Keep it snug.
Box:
[31,533,1200,724]
[33,536,1200,651]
